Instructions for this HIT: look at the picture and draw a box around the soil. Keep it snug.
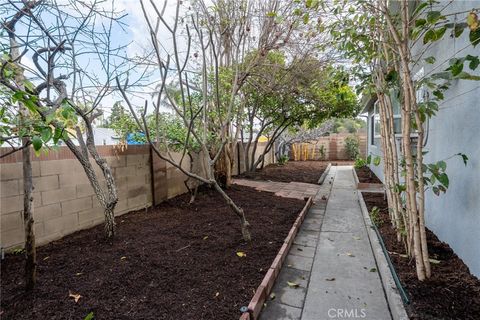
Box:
[362,193,480,320]
[355,166,382,184]
[0,185,306,320]
[237,161,329,184]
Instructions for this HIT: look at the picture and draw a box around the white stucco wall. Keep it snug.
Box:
[365,0,480,276]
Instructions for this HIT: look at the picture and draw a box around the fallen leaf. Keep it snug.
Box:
[215,292,220,297]
[369,268,377,272]
[325,278,336,281]
[353,236,361,240]
[203,236,209,240]
[270,293,276,300]
[120,256,127,260]
[69,291,82,303]
[346,252,355,257]
[84,312,94,320]
[297,247,303,251]
[236,251,246,258]
[429,258,441,264]
[43,256,50,261]
[75,272,83,276]
[287,281,300,288]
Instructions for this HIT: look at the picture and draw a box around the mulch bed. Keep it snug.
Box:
[355,166,382,184]
[237,161,328,184]
[362,193,480,320]
[1,185,305,320]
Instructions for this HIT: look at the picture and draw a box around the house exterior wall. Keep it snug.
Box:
[364,0,480,276]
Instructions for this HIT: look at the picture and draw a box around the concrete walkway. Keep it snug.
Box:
[233,179,320,200]
[260,166,391,320]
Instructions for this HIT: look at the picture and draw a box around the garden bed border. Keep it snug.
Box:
[317,162,332,184]
[353,166,385,192]
[357,191,409,320]
[239,196,314,320]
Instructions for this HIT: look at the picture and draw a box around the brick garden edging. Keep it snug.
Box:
[239,196,314,320]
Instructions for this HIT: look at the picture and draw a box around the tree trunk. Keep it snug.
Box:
[22,139,36,291]
[212,181,251,242]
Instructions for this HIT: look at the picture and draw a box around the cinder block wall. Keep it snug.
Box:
[0,146,153,250]
[0,143,276,250]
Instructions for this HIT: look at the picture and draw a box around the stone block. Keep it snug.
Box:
[40,159,80,176]
[76,183,95,198]
[1,195,22,214]
[41,186,76,205]
[61,196,92,215]
[114,165,136,178]
[59,173,90,187]
[33,175,59,192]
[128,194,147,208]
[35,203,62,222]
[1,179,19,197]
[1,229,24,249]
[126,154,145,166]
[106,156,126,168]
[78,207,103,225]
[1,212,22,231]
[0,163,22,180]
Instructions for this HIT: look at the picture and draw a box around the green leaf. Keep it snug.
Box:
[423,29,435,44]
[438,173,449,188]
[466,55,480,70]
[470,29,480,47]
[426,11,442,24]
[84,312,94,320]
[453,24,466,38]
[41,127,52,143]
[424,56,436,64]
[457,153,469,165]
[415,18,426,27]
[448,60,464,76]
[455,71,480,80]
[432,90,444,100]
[303,13,309,25]
[32,136,43,151]
[435,26,447,40]
[437,160,446,171]
[413,2,428,18]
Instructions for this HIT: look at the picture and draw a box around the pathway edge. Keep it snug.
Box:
[357,191,409,320]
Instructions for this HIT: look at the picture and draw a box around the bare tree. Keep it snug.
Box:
[1,0,132,254]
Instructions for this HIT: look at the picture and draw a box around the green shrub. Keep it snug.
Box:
[354,157,367,168]
[370,206,383,226]
[345,135,360,160]
[278,155,289,165]
[319,145,326,160]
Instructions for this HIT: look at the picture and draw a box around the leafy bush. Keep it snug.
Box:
[370,206,383,226]
[355,154,381,168]
[319,145,326,160]
[278,155,289,165]
[345,135,360,160]
[354,157,367,168]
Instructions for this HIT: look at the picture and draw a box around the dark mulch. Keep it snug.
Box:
[237,161,328,184]
[355,166,382,184]
[362,193,480,320]
[1,185,305,320]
